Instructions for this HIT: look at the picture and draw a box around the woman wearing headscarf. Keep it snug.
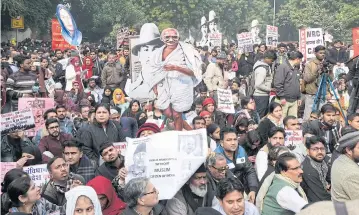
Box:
[66,56,83,92]
[111,88,129,115]
[87,94,98,108]
[122,100,141,119]
[65,185,102,215]
[82,56,94,80]
[22,145,42,166]
[87,176,126,215]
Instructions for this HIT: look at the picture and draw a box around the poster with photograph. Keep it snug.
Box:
[125,129,207,200]
[45,78,56,95]
[217,88,235,114]
[208,33,222,51]
[237,32,253,53]
[18,98,55,137]
[285,130,307,162]
[266,25,278,47]
[299,28,324,60]
[129,36,141,84]
[1,108,35,134]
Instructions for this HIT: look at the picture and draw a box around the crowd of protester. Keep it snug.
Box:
[1,37,359,215]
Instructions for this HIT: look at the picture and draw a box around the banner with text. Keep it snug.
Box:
[299,28,324,60]
[353,27,359,58]
[51,18,75,51]
[1,109,35,134]
[217,89,235,114]
[208,33,222,52]
[23,164,50,187]
[237,32,253,53]
[125,129,207,200]
[18,98,55,137]
[285,130,307,162]
[45,78,56,95]
[266,25,278,47]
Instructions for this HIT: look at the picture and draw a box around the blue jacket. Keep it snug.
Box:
[214,145,259,192]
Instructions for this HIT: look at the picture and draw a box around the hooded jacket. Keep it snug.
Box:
[87,176,126,215]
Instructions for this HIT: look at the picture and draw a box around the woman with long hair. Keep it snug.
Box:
[122,100,141,119]
[257,102,283,146]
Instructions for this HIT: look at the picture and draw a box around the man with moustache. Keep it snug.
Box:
[149,28,202,131]
[261,152,308,215]
[303,104,341,155]
[38,118,72,162]
[166,164,213,215]
[95,142,125,181]
[301,136,331,203]
[42,156,85,205]
[331,131,359,201]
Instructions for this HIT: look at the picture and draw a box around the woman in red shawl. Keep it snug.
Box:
[82,56,94,80]
[87,176,126,215]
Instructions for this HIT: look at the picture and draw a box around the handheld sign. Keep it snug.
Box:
[217,88,235,114]
[56,4,82,46]
[1,109,35,134]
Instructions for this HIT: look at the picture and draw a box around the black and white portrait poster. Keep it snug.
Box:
[125,129,207,200]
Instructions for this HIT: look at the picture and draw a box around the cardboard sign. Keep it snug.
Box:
[125,129,207,200]
[117,27,129,49]
[23,164,50,187]
[266,25,278,47]
[1,109,35,134]
[208,33,222,51]
[51,18,75,51]
[45,78,56,95]
[299,28,324,61]
[18,98,55,137]
[237,32,253,53]
[217,88,235,114]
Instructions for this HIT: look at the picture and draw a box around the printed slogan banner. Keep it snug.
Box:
[125,129,207,200]
[51,18,75,51]
[1,108,35,134]
[353,27,359,58]
[208,33,222,51]
[285,130,307,162]
[299,28,324,61]
[217,88,235,114]
[266,25,278,47]
[237,32,253,53]
[23,164,50,187]
[18,98,55,137]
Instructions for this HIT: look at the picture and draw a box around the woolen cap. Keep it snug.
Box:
[199,111,211,117]
[202,97,215,107]
[136,122,161,137]
[195,164,206,174]
[337,131,359,152]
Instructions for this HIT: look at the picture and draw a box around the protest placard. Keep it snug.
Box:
[1,162,17,192]
[299,28,324,61]
[129,36,141,84]
[1,109,35,134]
[113,142,127,155]
[125,129,207,200]
[23,164,50,187]
[18,98,55,137]
[45,78,56,95]
[266,25,278,47]
[117,27,129,49]
[51,18,75,51]
[333,65,349,80]
[237,32,253,53]
[208,33,222,51]
[285,130,307,162]
[217,88,235,114]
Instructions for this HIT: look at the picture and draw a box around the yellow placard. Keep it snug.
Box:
[11,16,24,29]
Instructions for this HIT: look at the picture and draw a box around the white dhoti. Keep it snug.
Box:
[148,42,203,112]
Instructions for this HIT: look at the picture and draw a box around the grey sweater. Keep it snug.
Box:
[253,61,273,96]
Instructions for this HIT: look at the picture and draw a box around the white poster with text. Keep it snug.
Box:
[299,28,324,60]
[266,25,278,47]
[217,88,235,114]
[237,32,253,53]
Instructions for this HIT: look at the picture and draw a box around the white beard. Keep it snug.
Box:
[189,183,207,197]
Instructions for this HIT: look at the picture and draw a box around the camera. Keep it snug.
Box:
[321,61,330,73]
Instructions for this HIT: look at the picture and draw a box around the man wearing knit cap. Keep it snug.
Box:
[136,122,161,138]
[127,142,147,179]
[166,164,214,215]
[331,131,359,202]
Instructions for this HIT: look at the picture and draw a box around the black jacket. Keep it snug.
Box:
[327,48,348,64]
[79,120,125,163]
[95,155,125,181]
[256,118,277,148]
[301,156,331,203]
[237,53,255,77]
[302,120,341,154]
[274,62,301,102]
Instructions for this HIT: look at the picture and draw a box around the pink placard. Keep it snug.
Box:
[0,162,17,193]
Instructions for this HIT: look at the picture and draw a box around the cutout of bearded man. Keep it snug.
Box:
[148,28,203,131]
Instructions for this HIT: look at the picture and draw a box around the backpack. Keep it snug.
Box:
[248,64,271,96]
